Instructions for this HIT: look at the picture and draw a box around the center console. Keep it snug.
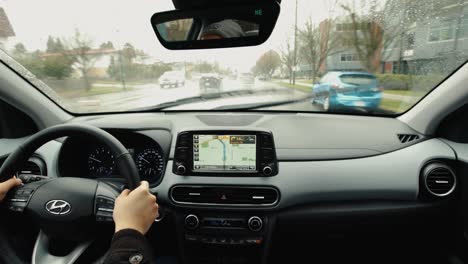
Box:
[176,209,275,264]
[170,129,279,264]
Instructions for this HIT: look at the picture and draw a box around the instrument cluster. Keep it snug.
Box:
[58,131,166,185]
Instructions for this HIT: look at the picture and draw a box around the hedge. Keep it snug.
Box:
[376,74,444,91]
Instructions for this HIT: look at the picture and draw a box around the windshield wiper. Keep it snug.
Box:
[213,94,313,110]
[133,88,296,111]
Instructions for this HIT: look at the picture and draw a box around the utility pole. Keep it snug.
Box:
[396,0,408,74]
[293,0,298,85]
[118,49,127,91]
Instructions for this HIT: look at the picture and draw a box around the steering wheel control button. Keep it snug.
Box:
[6,187,35,212]
[247,216,263,232]
[8,201,27,212]
[185,214,199,230]
[18,174,47,184]
[129,253,143,264]
[262,166,273,176]
[176,164,187,175]
[95,196,115,221]
[45,200,72,215]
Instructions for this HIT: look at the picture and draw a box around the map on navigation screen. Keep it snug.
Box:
[193,134,256,172]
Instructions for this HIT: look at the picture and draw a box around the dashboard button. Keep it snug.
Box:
[248,216,263,232]
[261,135,274,147]
[185,214,199,230]
[176,164,187,175]
[262,166,273,176]
[262,149,275,161]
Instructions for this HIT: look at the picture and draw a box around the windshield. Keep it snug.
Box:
[0,0,467,114]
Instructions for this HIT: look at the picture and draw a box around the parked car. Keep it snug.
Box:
[158,71,185,88]
[199,73,223,94]
[240,72,255,87]
[258,75,270,81]
[312,72,383,112]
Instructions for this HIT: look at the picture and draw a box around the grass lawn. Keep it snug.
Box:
[56,86,134,98]
[275,81,311,93]
[94,80,148,86]
[384,90,426,97]
[296,79,314,85]
[379,98,413,113]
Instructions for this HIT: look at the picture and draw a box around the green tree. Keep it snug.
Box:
[192,61,214,73]
[13,43,27,54]
[253,50,281,79]
[280,40,295,83]
[17,51,45,78]
[122,43,136,64]
[42,55,74,79]
[298,19,340,81]
[100,41,114,49]
[12,43,27,60]
[46,36,65,53]
[107,55,120,80]
[63,29,100,91]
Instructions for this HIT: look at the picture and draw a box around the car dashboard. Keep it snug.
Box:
[8,112,464,264]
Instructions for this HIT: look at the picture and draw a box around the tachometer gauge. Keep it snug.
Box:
[136,148,164,181]
[88,147,115,177]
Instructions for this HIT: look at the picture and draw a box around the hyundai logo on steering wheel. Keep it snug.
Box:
[45,200,72,215]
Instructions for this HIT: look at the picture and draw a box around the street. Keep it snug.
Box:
[66,78,321,113]
[64,78,400,114]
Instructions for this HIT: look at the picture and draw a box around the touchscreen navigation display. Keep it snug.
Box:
[193,134,256,172]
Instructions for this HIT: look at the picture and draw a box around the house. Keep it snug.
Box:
[306,0,468,76]
[0,7,15,49]
[295,16,384,77]
[322,17,384,73]
[382,0,468,74]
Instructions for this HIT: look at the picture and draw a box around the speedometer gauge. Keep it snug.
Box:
[136,148,164,181]
[88,147,115,177]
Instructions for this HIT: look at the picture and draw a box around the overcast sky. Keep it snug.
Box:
[0,0,345,71]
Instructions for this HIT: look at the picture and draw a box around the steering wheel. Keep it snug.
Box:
[0,124,141,264]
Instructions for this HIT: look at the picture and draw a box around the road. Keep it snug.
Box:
[64,78,397,114]
[66,79,321,113]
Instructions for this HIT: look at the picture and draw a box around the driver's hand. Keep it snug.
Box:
[113,181,158,235]
[0,176,22,202]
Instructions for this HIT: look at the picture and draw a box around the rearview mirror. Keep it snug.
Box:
[151,2,280,50]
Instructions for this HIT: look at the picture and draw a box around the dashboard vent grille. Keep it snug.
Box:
[18,159,45,175]
[398,134,420,143]
[171,186,279,206]
[423,163,456,197]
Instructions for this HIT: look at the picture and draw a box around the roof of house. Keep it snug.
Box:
[0,8,15,38]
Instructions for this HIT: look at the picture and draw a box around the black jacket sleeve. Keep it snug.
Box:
[104,229,154,264]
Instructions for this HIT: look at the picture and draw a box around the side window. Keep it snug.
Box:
[0,99,37,139]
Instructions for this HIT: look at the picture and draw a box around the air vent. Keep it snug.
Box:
[171,186,279,206]
[422,163,456,197]
[398,134,420,143]
[18,158,46,176]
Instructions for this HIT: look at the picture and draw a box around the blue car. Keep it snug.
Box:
[312,72,383,112]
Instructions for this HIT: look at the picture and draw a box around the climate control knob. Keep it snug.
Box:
[185,214,199,230]
[248,216,263,232]
[176,164,187,175]
[262,166,273,176]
